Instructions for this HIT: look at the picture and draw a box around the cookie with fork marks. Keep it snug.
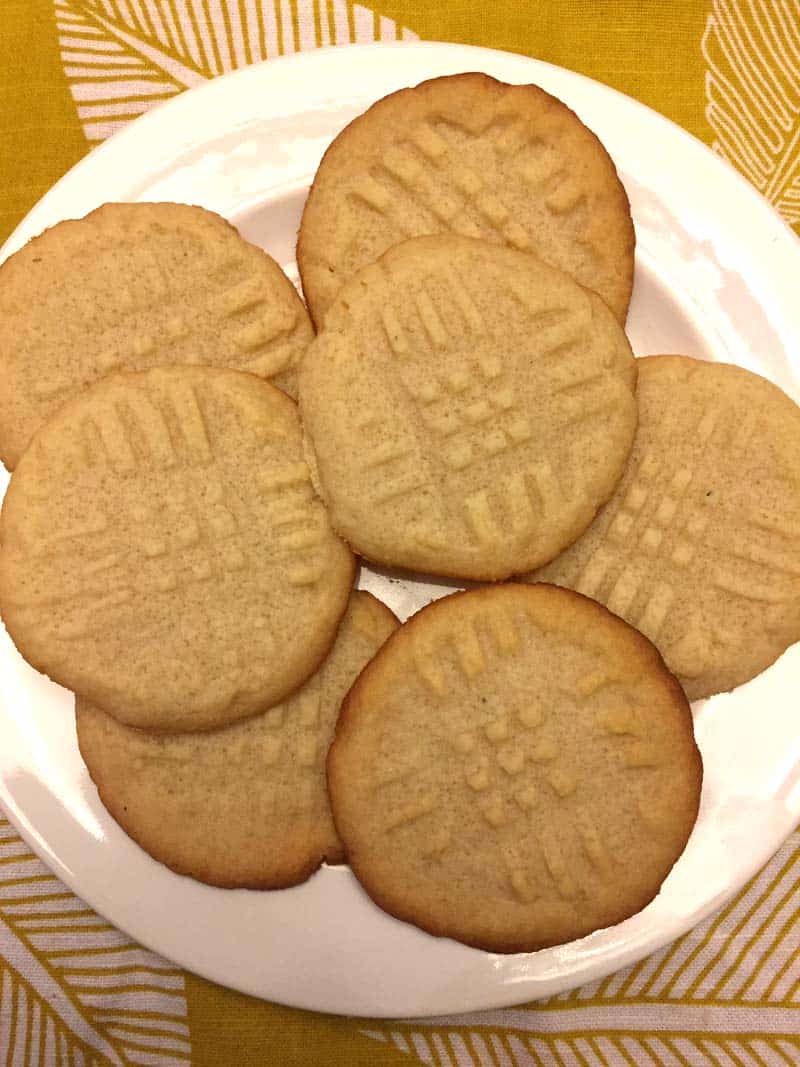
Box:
[0,366,354,732]
[527,355,800,700]
[298,72,634,326]
[76,592,397,888]
[328,583,701,952]
[0,202,314,469]
[299,235,636,581]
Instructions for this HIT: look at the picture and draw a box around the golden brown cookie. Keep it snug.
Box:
[76,592,397,889]
[0,202,314,469]
[298,72,634,326]
[299,235,637,581]
[528,355,800,700]
[0,366,354,732]
[328,584,702,952]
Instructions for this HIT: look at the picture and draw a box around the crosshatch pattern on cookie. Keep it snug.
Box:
[0,367,353,729]
[329,587,700,951]
[114,669,335,819]
[15,381,331,640]
[85,686,327,817]
[348,114,604,273]
[28,242,304,407]
[531,358,800,695]
[301,237,636,578]
[360,596,688,911]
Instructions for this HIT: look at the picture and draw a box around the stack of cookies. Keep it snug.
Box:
[1,73,799,954]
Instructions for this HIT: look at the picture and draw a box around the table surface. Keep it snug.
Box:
[1,1,799,1064]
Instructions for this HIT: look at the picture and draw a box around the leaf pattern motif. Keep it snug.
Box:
[0,816,191,1066]
[53,0,419,143]
[356,829,800,1065]
[703,0,800,226]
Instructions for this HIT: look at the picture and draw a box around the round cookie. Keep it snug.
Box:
[0,366,355,732]
[299,235,637,581]
[0,201,314,469]
[527,355,800,701]
[328,584,702,953]
[76,592,398,889]
[298,72,635,326]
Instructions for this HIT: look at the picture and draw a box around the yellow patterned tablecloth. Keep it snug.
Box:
[1,2,799,1063]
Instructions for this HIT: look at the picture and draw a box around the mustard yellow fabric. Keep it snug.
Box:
[1,2,799,1062]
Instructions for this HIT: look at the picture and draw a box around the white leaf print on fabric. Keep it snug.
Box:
[0,817,191,1066]
[703,0,800,225]
[54,0,418,143]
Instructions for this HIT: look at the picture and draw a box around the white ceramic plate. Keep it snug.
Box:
[1,41,799,1018]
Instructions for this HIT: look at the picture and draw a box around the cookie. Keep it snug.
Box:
[528,355,800,700]
[0,201,314,469]
[0,366,354,732]
[298,72,634,326]
[76,592,397,889]
[328,584,702,953]
[299,235,637,581]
